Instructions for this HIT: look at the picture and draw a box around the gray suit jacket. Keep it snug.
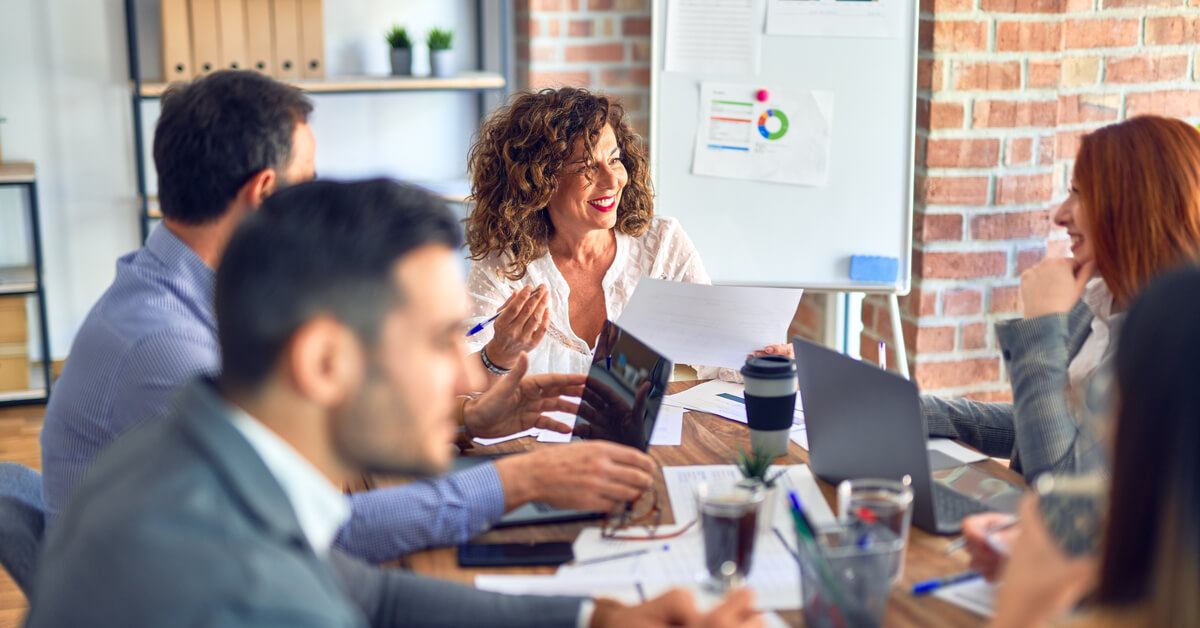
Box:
[922,299,1113,481]
[26,379,584,627]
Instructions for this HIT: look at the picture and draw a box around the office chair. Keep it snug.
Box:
[0,462,46,597]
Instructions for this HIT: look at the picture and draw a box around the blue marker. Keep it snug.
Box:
[912,571,982,596]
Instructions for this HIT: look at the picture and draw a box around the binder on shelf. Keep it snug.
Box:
[160,0,194,81]
[217,0,249,71]
[189,0,222,75]
[244,0,275,74]
[298,0,325,79]
[271,0,302,79]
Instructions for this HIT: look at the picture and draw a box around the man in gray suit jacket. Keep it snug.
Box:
[26,179,760,628]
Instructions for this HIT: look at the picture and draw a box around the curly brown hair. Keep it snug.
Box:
[465,87,654,280]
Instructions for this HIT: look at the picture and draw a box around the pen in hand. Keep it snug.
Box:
[466,287,543,337]
[944,516,1019,555]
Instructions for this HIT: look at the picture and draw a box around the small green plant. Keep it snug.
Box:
[733,446,784,488]
[427,27,454,51]
[385,25,412,50]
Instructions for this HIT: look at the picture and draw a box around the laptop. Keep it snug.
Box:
[792,337,1022,535]
[454,320,672,527]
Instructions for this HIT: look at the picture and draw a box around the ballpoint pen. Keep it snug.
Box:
[944,516,1019,555]
[466,287,542,337]
[912,570,982,595]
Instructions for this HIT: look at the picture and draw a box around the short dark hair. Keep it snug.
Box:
[216,179,463,391]
[153,70,313,224]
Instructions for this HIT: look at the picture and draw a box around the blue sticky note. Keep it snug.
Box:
[850,255,900,282]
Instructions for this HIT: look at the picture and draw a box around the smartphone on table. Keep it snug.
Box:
[456,541,575,567]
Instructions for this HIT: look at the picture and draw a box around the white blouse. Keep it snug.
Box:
[466,216,712,376]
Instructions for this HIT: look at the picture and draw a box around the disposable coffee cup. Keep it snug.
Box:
[740,355,797,458]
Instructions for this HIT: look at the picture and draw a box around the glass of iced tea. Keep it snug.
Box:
[695,478,765,592]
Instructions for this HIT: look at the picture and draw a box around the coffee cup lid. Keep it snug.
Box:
[740,355,797,379]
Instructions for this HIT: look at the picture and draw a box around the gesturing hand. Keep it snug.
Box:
[1020,257,1096,320]
[463,353,586,438]
[494,440,656,513]
[484,284,550,370]
[960,512,1019,583]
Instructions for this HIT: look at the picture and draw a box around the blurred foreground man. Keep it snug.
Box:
[27,180,761,628]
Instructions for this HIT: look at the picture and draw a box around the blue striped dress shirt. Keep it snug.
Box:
[40,225,506,562]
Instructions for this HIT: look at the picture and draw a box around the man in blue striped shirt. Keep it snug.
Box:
[40,70,656,562]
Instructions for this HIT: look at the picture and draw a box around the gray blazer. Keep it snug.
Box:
[922,299,1112,481]
[26,379,583,627]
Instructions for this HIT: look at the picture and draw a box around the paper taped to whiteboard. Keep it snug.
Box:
[849,255,900,282]
[692,83,833,187]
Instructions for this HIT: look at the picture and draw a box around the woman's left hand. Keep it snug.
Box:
[747,344,794,360]
[1020,257,1096,319]
[990,496,1098,628]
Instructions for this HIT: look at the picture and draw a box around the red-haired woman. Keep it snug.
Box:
[924,115,1200,485]
[926,115,1200,579]
[463,88,788,380]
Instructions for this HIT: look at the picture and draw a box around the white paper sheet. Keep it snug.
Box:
[561,522,802,610]
[789,425,808,450]
[664,0,765,75]
[692,83,833,187]
[473,427,540,446]
[475,575,646,605]
[927,438,988,464]
[664,380,804,425]
[766,0,900,39]
[649,406,686,446]
[662,464,836,532]
[932,577,995,617]
[617,280,803,370]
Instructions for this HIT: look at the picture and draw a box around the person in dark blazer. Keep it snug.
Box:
[25,179,759,628]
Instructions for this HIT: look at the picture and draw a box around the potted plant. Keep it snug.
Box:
[734,446,784,535]
[427,27,454,78]
[385,25,413,76]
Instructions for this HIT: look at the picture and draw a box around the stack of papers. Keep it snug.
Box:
[932,577,995,617]
[476,464,832,616]
[663,380,808,449]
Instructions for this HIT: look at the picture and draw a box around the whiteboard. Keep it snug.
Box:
[650,0,919,294]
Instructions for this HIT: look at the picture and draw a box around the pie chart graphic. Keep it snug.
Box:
[757,108,789,140]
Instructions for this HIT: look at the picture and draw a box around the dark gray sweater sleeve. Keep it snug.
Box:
[327,549,586,628]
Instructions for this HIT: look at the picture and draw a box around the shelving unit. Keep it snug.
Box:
[123,0,512,240]
[0,162,53,406]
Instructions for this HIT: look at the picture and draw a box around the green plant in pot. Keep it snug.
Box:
[734,446,785,535]
[385,25,413,76]
[427,27,454,78]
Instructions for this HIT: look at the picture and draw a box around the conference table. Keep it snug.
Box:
[392,380,1018,627]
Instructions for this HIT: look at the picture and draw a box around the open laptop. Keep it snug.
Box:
[792,337,1022,535]
[454,320,672,527]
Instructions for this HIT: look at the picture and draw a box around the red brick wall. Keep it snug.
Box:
[861,0,1200,398]
[513,0,653,136]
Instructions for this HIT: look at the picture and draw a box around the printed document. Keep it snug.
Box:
[665,0,765,75]
[617,279,802,369]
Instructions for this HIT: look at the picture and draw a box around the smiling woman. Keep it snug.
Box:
[462,88,716,379]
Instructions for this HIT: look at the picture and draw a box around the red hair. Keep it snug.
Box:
[1074,115,1200,305]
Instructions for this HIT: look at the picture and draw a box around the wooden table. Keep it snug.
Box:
[397,381,1018,627]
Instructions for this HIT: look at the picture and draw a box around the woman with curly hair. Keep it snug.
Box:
[464,88,787,378]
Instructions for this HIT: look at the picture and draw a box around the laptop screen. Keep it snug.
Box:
[571,321,672,451]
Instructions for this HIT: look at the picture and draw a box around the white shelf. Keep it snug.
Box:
[138,72,506,98]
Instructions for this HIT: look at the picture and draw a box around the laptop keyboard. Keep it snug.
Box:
[932,482,990,522]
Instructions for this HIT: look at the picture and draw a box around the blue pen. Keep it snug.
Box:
[912,571,982,595]
[466,287,542,337]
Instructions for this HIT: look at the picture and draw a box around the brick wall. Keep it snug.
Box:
[860,0,1200,398]
[513,0,653,136]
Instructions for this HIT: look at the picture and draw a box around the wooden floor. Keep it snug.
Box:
[0,403,43,628]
